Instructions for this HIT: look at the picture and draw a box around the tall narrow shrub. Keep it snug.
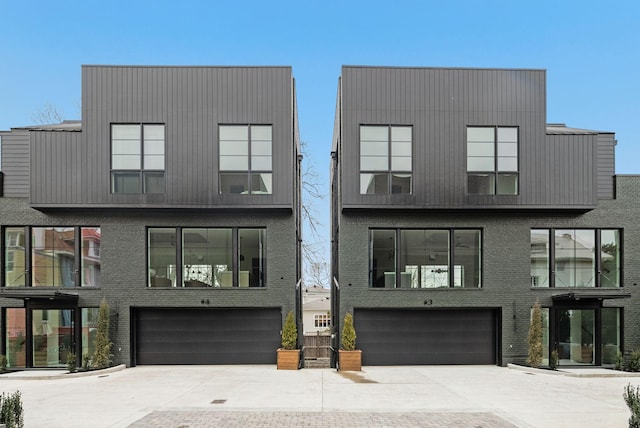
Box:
[624,383,640,428]
[527,300,543,368]
[0,391,24,428]
[92,298,113,369]
[281,311,298,350]
[341,313,357,351]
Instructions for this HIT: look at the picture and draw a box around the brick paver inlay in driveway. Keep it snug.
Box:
[129,411,516,427]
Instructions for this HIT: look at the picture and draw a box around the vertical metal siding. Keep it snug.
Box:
[31,66,295,208]
[339,66,596,209]
[0,131,30,197]
[596,134,615,199]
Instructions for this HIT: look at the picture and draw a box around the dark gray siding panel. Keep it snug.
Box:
[597,133,615,200]
[339,67,597,209]
[0,131,30,197]
[31,131,82,204]
[31,66,295,209]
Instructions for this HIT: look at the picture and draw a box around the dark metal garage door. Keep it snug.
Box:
[134,308,281,365]
[355,309,497,365]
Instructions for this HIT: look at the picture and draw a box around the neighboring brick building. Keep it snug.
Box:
[330,66,639,367]
[0,65,302,367]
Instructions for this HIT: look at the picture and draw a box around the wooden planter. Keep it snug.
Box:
[277,349,300,370]
[339,349,362,371]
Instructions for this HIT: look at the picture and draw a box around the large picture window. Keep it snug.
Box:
[111,124,165,193]
[219,125,272,194]
[530,228,621,288]
[370,229,481,288]
[148,227,266,288]
[360,125,412,195]
[3,227,101,288]
[467,126,518,195]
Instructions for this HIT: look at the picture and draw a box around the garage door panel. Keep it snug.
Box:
[135,308,281,365]
[356,309,496,365]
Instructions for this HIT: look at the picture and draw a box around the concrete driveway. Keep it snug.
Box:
[0,365,637,427]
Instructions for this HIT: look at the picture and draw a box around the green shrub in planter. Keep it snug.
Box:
[0,355,7,373]
[281,311,297,350]
[341,313,357,351]
[0,390,24,428]
[624,383,640,428]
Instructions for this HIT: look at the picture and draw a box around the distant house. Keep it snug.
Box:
[302,285,330,334]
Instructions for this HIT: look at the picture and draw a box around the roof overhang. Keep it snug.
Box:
[552,290,631,302]
[0,290,79,302]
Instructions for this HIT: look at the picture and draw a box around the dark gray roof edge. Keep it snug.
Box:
[342,65,546,72]
[546,124,613,135]
[12,120,81,131]
[82,64,293,70]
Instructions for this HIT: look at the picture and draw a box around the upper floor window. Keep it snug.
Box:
[467,126,518,195]
[148,227,266,288]
[3,226,101,287]
[360,125,412,195]
[530,228,620,288]
[370,228,481,288]
[219,125,272,194]
[111,124,165,194]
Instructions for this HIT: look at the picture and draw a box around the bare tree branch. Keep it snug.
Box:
[300,140,328,287]
[31,103,64,125]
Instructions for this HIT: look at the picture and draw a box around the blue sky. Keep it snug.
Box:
[1,0,639,282]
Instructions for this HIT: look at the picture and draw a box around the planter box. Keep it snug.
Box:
[277,349,300,370]
[339,349,362,371]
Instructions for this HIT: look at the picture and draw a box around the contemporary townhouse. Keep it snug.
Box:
[330,66,640,367]
[0,65,302,368]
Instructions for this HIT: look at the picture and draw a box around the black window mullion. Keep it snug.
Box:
[233,228,239,287]
[549,229,555,288]
[595,229,602,288]
[449,229,454,288]
[25,226,32,288]
[25,306,33,368]
[176,227,183,288]
[74,227,81,286]
[394,229,400,288]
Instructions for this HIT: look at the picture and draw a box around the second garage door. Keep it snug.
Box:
[355,308,497,365]
[134,308,281,365]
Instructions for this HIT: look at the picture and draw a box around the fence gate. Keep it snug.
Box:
[303,332,331,368]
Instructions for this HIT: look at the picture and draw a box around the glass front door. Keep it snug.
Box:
[5,308,26,368]
[556,309,595,365]
[32,309,75,368]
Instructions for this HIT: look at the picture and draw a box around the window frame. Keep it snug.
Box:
[146,226,267,288]
[218,124,273,195]
[110,123,166,194]
[466,126,519,195]
[314,314,331,328]
[369,228,482,288]
[2,226,101,288]
[529,228,622,288]
[359,125,413,195]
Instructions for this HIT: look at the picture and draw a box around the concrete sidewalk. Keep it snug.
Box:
[0,365,637,427]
